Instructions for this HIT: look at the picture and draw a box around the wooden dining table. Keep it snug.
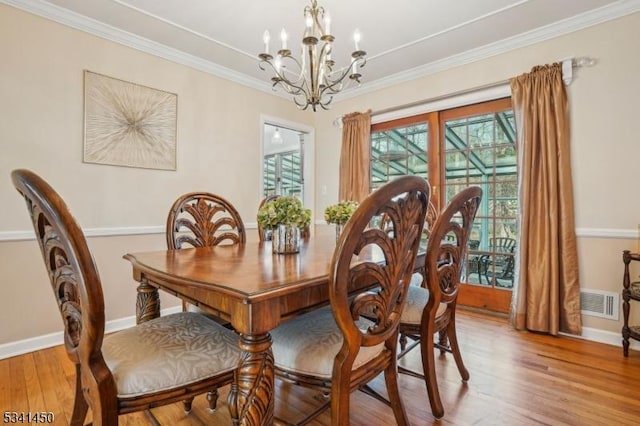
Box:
[124,227,425,425]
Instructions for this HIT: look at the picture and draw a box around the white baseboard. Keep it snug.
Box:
[2,306,636,360]
[0,306,181,360]
[561,326,639,352]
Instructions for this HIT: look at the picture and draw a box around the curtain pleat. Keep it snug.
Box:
[510,63,582,335]
[339,111,371,202]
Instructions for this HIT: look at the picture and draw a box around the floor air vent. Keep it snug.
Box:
[580,289,619,320]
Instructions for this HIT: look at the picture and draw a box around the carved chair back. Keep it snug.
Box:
[166,192,246,249]
[384,198,437,238]
[425,186,482,309]
[330,175,430,378]
[11,169,114,390]
[425,200,438,233]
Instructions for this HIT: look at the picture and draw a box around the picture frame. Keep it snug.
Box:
[83,70,177,170]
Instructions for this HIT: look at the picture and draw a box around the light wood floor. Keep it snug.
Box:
[2,309,640,425]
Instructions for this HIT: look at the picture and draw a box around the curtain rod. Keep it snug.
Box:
[334,56,596,127]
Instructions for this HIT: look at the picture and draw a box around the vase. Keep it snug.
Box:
[272,224,301,254]
[335,224,344,242]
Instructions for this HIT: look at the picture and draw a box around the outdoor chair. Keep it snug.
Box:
[477,237,516,286]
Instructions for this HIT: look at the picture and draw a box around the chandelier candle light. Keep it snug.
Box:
[259,0,367,111]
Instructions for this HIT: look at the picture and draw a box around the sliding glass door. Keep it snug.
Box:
[370,98,516,313]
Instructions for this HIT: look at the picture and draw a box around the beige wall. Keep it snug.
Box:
[317,13,640,336]
[1,3,639,350]
[0,5,313,345]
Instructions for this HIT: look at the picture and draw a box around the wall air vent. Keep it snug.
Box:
[580,289,619,320]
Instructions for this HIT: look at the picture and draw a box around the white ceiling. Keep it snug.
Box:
[6,0,639,99]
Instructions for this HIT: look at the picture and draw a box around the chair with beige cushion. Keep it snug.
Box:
[12,169,240,424]
[397,186,482,419]
[270,175,430,425]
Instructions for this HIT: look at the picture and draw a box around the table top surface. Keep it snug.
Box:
[124,229,391,302]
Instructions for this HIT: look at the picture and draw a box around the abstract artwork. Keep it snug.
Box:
[83,71,177,170]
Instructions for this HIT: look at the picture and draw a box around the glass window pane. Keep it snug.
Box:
[370,103,518,294]
[443,107,518,289]
[370,122,429,191]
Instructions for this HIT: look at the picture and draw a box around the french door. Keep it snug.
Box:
[263,149,303,198]
[370,98,516,313]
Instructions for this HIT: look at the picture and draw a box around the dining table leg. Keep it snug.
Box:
[135,278,160,324]
[227,333,275,425]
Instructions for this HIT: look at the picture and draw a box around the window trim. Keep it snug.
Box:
[371,84,511,125]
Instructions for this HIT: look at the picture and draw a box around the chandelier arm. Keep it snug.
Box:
[317,41,332,88]
[278,80,307,96]
[279,55,307,86]
[259,58,308,96]
[311,47,321,103]
[321,56,365,96]
[293,95,310,110]
[319,95,333,110]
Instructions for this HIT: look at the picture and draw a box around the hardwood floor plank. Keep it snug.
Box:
[8,355,29,413]
[32,348,70,425]
[22,353,46,414]
[2,310,640,425]
[0,358,12,415]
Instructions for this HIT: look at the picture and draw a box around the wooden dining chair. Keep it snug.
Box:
[12,169,241,424]
[166,191,245,319]
[404,199,439,289]
[257,194,310,241]
[166,191,246,249]
[270,175,430,425]
[397,186,482,419]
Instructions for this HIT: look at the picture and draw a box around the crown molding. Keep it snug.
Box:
[2,0,638,104]
[0,0,281,97]
[335,0,640,102]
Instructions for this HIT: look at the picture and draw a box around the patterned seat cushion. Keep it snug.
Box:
[271,307,385,379]
[401,284,447,325]
[102,312,240,398]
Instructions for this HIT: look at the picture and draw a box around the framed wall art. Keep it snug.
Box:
[83,70,177,170]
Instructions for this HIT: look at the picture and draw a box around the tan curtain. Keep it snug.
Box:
[510,63,581,335]
[339,110,371,202]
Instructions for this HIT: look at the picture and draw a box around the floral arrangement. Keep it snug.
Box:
[324,200,359,225]
[257,196,312,230]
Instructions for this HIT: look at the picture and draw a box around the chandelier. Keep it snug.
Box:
[258,0,367,111]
